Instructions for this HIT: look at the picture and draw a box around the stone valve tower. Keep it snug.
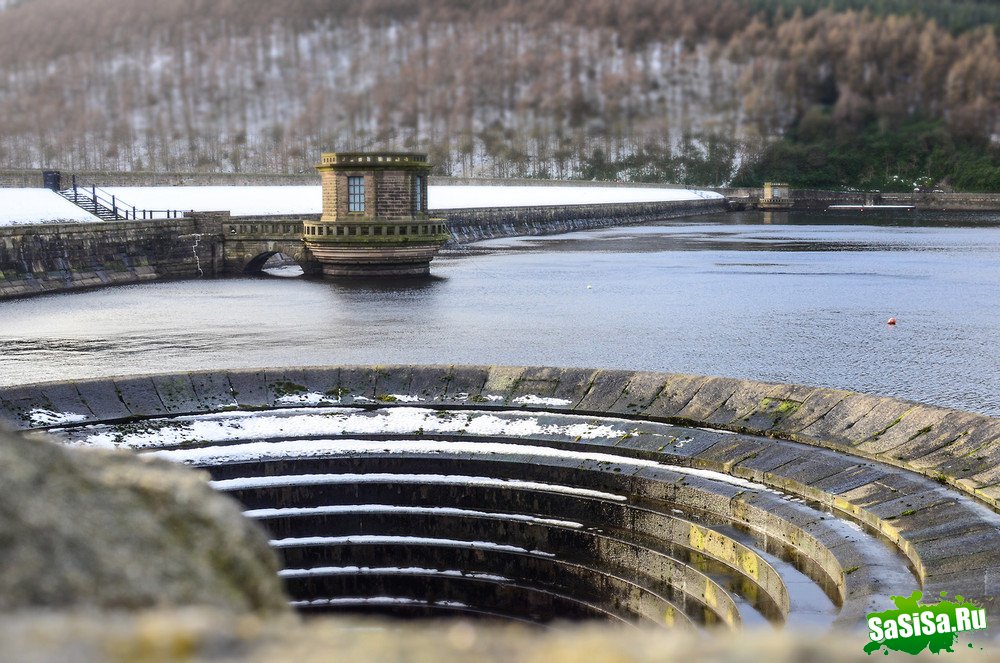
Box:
[304,152,450,277]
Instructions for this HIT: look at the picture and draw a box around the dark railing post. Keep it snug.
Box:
[72,174,77,196]
[92,186,97,215]
[112,196,117,219]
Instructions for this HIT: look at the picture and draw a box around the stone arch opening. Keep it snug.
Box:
[244,251,303,277]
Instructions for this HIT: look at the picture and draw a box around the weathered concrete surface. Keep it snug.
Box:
[0,610,995,663]
[0,426,288,613]
[2,365,998,625]
[0,214,225,298]
[5,366,998,514]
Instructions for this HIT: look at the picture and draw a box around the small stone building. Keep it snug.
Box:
[304,152,450,276]
[759,182,792,210]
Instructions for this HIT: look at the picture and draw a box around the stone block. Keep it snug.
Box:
[575,369,638,413]
[151,374,201,413]
[0,427,287,613]
[112,376,168,417]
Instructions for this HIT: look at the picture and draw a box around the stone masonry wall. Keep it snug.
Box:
[0,198,720,300]
[0,215,223,299]
[881,191,1000,210]
[375,170,417,220]
[319,170,337,221]
[717,187,1000,212]
[717,188,869,210]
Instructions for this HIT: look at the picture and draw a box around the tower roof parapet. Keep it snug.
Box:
[317,152,429,170]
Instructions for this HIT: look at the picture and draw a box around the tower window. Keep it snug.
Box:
[348,176,365,213]
[414,175,424,212]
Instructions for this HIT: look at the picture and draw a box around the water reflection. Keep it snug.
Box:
[325,274,448,295]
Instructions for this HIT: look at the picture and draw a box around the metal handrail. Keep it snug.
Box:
[65,175,190,220]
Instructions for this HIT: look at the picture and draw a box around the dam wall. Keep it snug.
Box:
[719,187,1000,212]
[0,198,723,300]
[441,199,724,244]
[880,191,1000,210]
[0,215,224,299]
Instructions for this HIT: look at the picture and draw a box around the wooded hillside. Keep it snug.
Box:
[0,0,998,189]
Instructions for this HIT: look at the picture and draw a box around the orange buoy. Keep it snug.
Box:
[887,317,897,325]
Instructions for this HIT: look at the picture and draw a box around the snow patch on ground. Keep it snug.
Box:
[269,534,556,557]
[165,437,778,494]
[0,189,101,225]
[275,392,329,405]
[243,504,583,529]
[279,566,510,582]
[2,184,721,223]
[430,185,722,209]
[28,409,89,426]
[386,394,423,403]
[512,395,573,406]
[210,472,629,503]
[73,407,629,449]
[102,186,321,216]
[290,597,471,608]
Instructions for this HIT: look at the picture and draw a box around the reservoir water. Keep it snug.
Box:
[2,211,999,416]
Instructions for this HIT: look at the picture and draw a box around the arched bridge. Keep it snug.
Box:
[219,215,316,274]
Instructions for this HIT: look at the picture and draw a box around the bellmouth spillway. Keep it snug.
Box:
[3,365,998,630]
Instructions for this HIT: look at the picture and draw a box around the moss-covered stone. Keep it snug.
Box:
[0,426,288,614]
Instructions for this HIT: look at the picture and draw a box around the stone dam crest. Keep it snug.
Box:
[0,158,727,299]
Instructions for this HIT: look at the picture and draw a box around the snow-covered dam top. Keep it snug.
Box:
[0,184,722,224]
[0,188,107,225]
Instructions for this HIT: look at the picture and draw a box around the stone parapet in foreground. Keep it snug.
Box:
[0,426,288,614]
[1,611,996,663]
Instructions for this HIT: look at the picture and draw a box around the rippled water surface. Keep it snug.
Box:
[2,211,999,415]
